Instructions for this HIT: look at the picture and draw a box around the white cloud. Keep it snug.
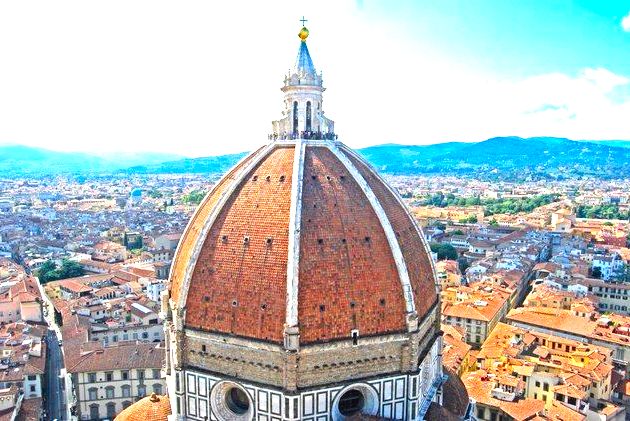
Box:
[622,11,630,32]
[0,1,629,156]
[580,68,629,93]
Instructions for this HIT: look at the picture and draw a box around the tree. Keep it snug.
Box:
[457,257,470,274]
[430,243,458,260]
[591,266,602,279]
[37,260,58,283]
[488,219,499,227]
[147,189,163,199]
[59,259,84,278]
[451,229,464,236]
[432,222,446,231]
[182,190,206,205]
[459,215,478,224]
[37,259,84,284]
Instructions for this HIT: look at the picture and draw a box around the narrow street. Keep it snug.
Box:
[45,328,65,420]
[35,273,66,421]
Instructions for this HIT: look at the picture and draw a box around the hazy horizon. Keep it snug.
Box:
[3,136,630,160]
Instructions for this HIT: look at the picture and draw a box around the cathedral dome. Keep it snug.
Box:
[115,393,171,421]
[169,140,438,345]
[163,24,445,421]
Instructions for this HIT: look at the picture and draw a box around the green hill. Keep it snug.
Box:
[2,137,629,180]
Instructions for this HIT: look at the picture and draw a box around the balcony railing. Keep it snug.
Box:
[269,131,338,141]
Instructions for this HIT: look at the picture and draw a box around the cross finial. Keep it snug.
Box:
[300,16,308,27]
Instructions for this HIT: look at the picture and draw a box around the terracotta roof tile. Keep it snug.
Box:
[115,393,170,421]
[169,145,266,304]
[298,146,406,343]
[341,145,438,321]
[184,146,294,342]
[170,142,438,344]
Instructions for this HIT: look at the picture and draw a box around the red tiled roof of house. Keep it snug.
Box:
[65,341,164,373]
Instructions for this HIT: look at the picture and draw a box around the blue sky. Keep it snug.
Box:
[371,1,630,77]
[0,0,629,156]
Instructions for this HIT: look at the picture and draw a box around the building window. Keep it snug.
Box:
[293,101,298,134]
[543,383,549,392]
[122,385,131,398]
[153,383,163,395]
[89,404,100,420]
[88,372,97,383]
[30,385,35,392]
[106,386,115,399]
[106,402,116,418]
[105,371,113,382]
[306,101,312,131]
[122,370,129,380]
[153,369,161,379]
[535,381,540,387]
[88,387,98,400]
[138,385,146,397]
[338,389,364,417]
[616,348,625,360]
[138,369,145,380]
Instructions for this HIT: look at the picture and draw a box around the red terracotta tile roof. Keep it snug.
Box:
[115,393,171,421]
[342,145,438,322]
[184,146,294,342]
[169,146,266,304]
[16,397,42,421]
[298,146,405,342]
[65,341,164,373]
[170,142,438,344]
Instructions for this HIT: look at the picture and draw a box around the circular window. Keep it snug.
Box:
[332,384,379,421]
[338,389,364,416]
[225,387,250,415]
[210,381,253,421]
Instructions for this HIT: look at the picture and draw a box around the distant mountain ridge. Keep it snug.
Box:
[1,137,629,180]
[357,137,630,179]
[0,145,182,176]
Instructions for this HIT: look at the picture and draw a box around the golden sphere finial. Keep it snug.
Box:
[298,26,309,41]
